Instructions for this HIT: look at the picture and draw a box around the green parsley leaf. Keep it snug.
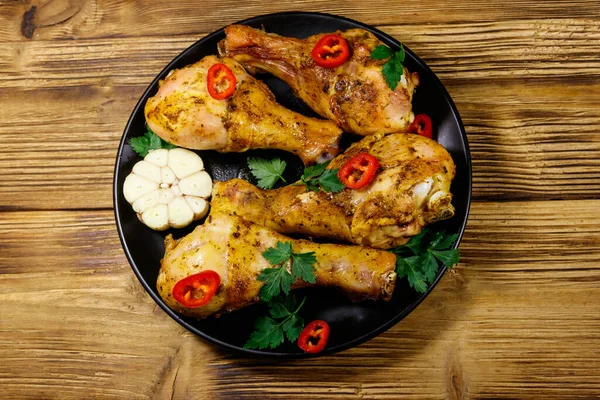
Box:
[391,230,460,293]
[303,180,321,192]
[291,252,317,284]
[382,58,403,91]
[301,162,329,181]
[249,241,318,350]
[395,255,419,279]
[245,294,307,349]
[296,161,345,193]
[267,294,304,319]
[317,169,345,193]
[393,229,429,256]
[257,266,293,302]
[426,231,445,250]
[244,316,285,349]
[371,44,406,91]
[268,295,298,319]
[248,157,287,189]
[371,45,394,60]
[421,252,439,284]
[262,241,293,265]
[404,256,427,292]
[432,233,458,251]
[282,312,305,342]
[258,241,318,301]
[407,267,428,293]
[147,130,162,150]
[395,45,406,64]
[267,294,306,342]
[430,249,460,268]
[129,127,176,158]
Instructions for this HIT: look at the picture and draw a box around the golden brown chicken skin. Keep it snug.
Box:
[157,213,397,319]
[212,132,455,249]
[219,25,419,136]
[144,55,342,165]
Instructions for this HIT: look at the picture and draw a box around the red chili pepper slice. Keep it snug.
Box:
[337,152,380,189]
[172,270,220,308]
[311,34,350,68]
[298,320,330,354]
[408,113,433,139]
[206,63,237,100]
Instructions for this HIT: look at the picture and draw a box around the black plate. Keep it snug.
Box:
[113,12,472,357]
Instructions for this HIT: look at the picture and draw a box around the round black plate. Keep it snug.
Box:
[113,12,472,357]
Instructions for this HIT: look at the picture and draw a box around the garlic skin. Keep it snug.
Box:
[123,148,212,230]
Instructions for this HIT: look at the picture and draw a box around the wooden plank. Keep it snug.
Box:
[447,79,600,200]
[2,0,600,42]
[2,19,600,90]
[387,20,600,80]
[0,84,142,211]
[0,201,599,398]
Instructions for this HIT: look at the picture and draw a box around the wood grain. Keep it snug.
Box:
[2,19,599,89]
[2,0,600,42]
[0,201,599,398]
[2,0,600,398]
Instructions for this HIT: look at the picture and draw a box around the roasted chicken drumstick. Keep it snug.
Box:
[157,213,397,318]
[212,132,456,249]
[145,55,342,165]
[219,25,420,136]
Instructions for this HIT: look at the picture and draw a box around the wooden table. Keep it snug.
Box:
[2,1,600,398]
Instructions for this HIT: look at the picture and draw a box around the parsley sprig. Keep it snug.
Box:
[244,294,306,349]
[295,161,345,193]
[247,157,287,189]
[245,240,318,350]
[371,44,406,91]
[257,241,317,302]
[390,229,460,293]
[129,127,176,157]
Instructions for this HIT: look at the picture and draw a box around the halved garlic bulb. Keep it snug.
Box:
[123,148,211,230]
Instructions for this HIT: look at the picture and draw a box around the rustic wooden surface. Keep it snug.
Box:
[1,0,599,398]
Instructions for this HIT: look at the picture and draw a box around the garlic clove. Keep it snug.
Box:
[132,190,159,213]
[168,148,204,179]
[161,166,177,185]
[141,204,169,231]
[179,171,212,198]
[123,174,159,203]
[185,196,209,219]
[132,160,162,183]
[171,183,182,197]
[168,197,194,228]
[144,149,169,167]
[157,188,175,205]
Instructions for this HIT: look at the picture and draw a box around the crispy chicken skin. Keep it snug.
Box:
[212,133,456,249]
[144,55,342,165]
[219,25,420,136]
[157,213,397,318]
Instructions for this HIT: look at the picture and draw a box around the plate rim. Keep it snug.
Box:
[113,11,472,357]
